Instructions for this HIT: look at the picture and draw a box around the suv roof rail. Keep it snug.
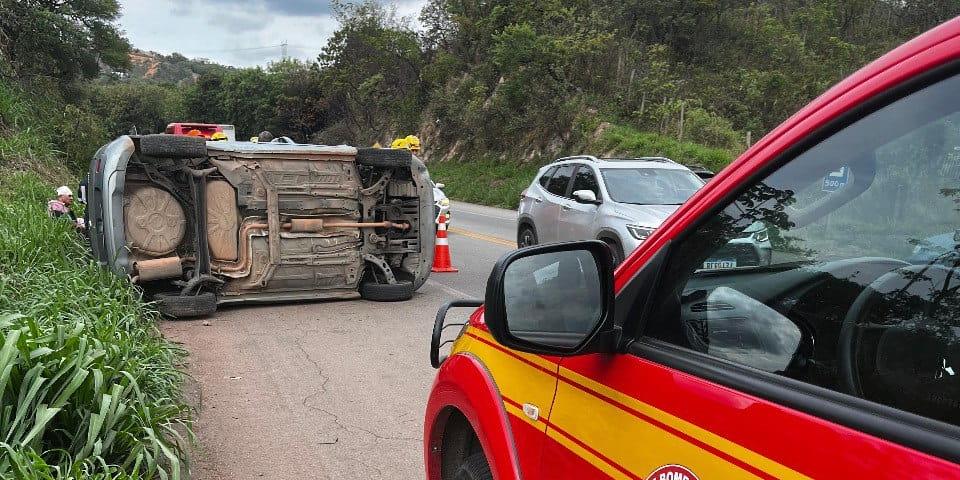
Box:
[601,156,677,164]
[556,155,600,163]
[554,155,679,164]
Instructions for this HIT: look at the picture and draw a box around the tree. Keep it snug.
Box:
[88,82,185,136]
[270,60,329,142]
[318,0,425,143]
[0,0,131,82]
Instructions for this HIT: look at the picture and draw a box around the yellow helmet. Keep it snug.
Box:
[390,135,421,152]
[404,135,421,152]
[390,137,409,149]
[210,132,228,141]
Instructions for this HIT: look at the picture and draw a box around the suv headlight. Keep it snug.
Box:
[439,198,450,207]
[626,225,655,241]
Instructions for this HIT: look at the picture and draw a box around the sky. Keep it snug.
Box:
[118,0,427,68]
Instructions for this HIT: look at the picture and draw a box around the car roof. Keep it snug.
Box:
[206,141,357,156]
[547,156,692,171]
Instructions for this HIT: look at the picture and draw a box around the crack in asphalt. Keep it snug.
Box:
[291,327,421,447]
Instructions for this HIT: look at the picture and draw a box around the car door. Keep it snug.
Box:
[558,164,601,242]
[521,165,558,235]
[539,164,575,243]
[539,68,960,478]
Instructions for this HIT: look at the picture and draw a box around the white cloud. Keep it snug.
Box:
[118,0,427,68]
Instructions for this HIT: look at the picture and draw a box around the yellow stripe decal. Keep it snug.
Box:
[458,327,810,479]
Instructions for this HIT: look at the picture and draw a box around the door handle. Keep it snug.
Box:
[534,198,543,203]
[561,204,571,211]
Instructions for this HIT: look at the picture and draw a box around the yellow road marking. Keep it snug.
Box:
[447,226,517,248]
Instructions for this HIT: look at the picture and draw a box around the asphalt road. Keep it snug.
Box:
[161,201,518,480]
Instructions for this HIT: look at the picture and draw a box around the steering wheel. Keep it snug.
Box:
[837,260,952,398]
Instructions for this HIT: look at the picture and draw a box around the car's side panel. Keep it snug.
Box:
[424,352,525,480]
[99,136,137,274]
[519,170,552,244]
[557,166,600,242]
[426,323,562,480]
[545,354,959,479]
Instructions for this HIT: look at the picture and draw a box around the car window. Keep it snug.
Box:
[600,168,702,205]
[644,73,960,426]
[571,166,601,199]
[546,164,575,197]
[539,166,559,188]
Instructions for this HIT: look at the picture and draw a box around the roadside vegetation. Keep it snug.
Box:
[431,124,735,209]
[0,173,190,478]
[1,3,192,477]
[0,0,955,477]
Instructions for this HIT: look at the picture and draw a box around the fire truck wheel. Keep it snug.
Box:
[453,453,492,480]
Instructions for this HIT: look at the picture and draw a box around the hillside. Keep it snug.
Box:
[107,49,233,85]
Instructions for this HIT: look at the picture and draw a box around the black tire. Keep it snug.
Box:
[155,292,217,319]
[604,238,625,267]
[355,148,412,168]
[359,280,415,302]
[517,225,538,248]
[140,134,207,159]
[454,453,492,480]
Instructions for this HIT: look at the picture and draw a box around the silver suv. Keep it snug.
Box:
[518,155,770,267]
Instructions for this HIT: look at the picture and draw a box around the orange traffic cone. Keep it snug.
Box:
[432,214,459,273]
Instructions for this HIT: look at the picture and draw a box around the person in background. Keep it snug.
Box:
[47,186,84,229]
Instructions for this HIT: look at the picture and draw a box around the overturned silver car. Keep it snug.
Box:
[85,134,434,317]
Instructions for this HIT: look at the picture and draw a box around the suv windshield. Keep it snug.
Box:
[600,168,703,205]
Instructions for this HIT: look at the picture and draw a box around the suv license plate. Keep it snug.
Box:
[703,259,737,269]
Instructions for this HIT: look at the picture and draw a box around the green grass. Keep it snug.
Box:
[597,124,736,173]
[0,82,59,166]
[0,172,191,479]
[428,157,542,209]
[427,124,738,210]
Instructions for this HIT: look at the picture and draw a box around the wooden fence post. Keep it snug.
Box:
[678,101,685,143]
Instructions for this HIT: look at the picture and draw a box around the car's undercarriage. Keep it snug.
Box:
[87,135,434,316]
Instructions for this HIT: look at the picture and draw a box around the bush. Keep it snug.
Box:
[599,124,735,173]
[0,173,190,479]
[0,79,110,176]
[428,156,542,209]
[426,122,738,210]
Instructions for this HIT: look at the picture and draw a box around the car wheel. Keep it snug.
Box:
[453,453,492,480]
[355,148,412,168]
[359,280,415,302]
[604,239,625,266]
[139,134,207,158]
[155,292,217,319]
[517,225,538,248]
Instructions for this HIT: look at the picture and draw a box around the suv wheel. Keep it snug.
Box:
[453,453,492,480]
[604,239,625,266]
[517,225,538,248]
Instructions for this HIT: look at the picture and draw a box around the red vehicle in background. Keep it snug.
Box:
[164,122,235,141]
[427,17,960,480]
